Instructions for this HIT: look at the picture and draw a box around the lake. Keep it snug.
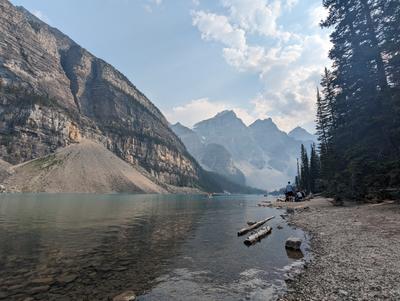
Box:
[0,194,307,301]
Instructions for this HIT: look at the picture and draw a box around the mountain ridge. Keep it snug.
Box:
[172,112,316,190]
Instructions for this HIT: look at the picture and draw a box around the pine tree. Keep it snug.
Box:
[295,158,300,189]
[372,0,400,88]
[309,143,320,193]
[318,0,400,199]
[300,144,310,193]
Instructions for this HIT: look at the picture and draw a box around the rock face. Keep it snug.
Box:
[0,159,11,183]
[200,143,246,185]
[171,122,245,185]
[0,0,199,187]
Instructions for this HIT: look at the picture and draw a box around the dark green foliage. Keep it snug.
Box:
[296,144,321,194]
[309,143,321,193]
[300,144,310,193]
[316,0,400,200]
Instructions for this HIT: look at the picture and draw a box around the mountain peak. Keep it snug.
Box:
[215,110,237,119]
[173,122,184,127]
[249,118,279,131]
[193,110,246,129]
[288,127,317,142]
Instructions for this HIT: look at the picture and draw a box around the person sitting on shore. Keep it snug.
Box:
[285,181,294,202]
[295,190,303,202]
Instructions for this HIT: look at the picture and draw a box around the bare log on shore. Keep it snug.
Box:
[244,226,272,246]
[238,216,275,236]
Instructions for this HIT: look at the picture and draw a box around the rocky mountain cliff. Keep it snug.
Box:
[0,0,200,187]
[173,111,317,190]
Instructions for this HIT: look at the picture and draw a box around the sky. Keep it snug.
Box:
[10,0,331,133]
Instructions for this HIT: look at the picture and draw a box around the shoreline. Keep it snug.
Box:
[277,197,400,301]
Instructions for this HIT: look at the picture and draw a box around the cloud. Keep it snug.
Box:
[165,98,259,128]
[308,4,329,28]
[192,11,246,50]
[165,98,228,127]
[143,0,162,13]
[285,0,299,10]
[32,9,51,24]
[190,1,331,131]
[221,0,284,38]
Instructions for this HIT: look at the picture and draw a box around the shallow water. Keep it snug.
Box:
[0,194,307,300]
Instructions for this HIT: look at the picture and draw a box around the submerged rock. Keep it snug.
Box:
[56,273,78,285]
[285,237,302,250]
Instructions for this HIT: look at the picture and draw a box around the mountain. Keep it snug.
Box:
[0,0,200,187]
[288,126,317,144]
[194,111,265,168]
[175,111,318,190]
[0,0,262,194]
[171,122,204,159]
[171,122,246,185]
[200,143,246,185]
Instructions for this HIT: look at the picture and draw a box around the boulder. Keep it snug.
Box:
[113,291,136,301]
[285,237,302,250]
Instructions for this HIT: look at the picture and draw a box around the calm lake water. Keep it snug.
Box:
[0,194,307,301]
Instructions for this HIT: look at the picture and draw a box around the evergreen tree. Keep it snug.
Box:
[300,144,310,193]
[309,143,320,193]
[295,158,301,189]
[317,0,400,199]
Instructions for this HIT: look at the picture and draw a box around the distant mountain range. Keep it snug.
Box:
[172,110,317,190]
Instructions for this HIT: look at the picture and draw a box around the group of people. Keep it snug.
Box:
[285,181,306,202]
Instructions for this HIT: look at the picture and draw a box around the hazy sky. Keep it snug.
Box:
[10,0,331,132]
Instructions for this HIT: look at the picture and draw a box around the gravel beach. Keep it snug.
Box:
[278,198,400,301]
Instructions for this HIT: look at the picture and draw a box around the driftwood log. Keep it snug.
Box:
[244,226,272,246]
[238,216,275,236]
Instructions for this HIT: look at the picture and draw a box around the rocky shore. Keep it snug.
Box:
[278,198,400,301]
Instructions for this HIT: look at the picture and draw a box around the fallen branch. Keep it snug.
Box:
[244,226,272,246]
[237,216,275,236]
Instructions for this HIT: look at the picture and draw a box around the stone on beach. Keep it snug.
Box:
[113,291,136,301]
[285,237,302,250]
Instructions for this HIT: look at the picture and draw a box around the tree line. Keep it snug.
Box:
[314,0,400,200]
[295,144,321,194]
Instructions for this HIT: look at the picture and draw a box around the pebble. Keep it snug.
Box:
[30,277,54,285]
[113,291,136,301]
[279,199,400,301]
[29,285,50,295]
[56,274,78,285]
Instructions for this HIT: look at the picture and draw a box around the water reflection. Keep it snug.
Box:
[0,194,306,300]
